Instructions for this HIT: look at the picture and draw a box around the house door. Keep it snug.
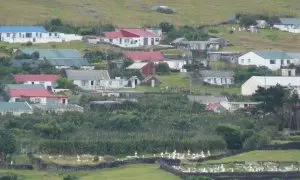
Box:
[151,38,154,45]
[144,38,148,45]
[62,99,66,104]
[33,38,36,42]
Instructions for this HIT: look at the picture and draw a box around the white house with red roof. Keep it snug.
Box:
[14,74,60,89]
[8,89,68,105]
[103,28,162,47]
[123,51,164,63]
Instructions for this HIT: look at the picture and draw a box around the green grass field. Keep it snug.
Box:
[1,0,300,26]
[0,164,179,180]
[136,73,240,95]
[205,150,300,164]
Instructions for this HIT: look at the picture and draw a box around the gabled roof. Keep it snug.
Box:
[199,70,234,77]
[18,49,82,59]
[17,49,90,67]
[252,51,292,59]
[14,74,60,82]
[123,51,164,62]
[120,28,156,37]
[279,18,300,25]
[250,76,300,86]
[0,26,47,33]
[0,102,32,112]
[104,28,156,38]
[6,84,45,90]
[65,70,110,80]
[126,62,149,69]
[10,89,66,98]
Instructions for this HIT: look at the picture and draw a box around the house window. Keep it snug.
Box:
[241,59,244,64]
[270,60,275,64]
[221,78,223,84]
[34,98,41,103]
[214,78,217,83]
[6,33,10,37]
[25,33,32,38]
[155,38,160,42]
[31,82,34,84]
[19,33,21,37]
[36,32,38,37]
[124,39,129,43]
[248,59,250,63]
[54,33,57,37]
[287,60,291,64]
[91,81,94,86]
[225,78,227,84]
[49,33,52,36]
[281,60,284,65]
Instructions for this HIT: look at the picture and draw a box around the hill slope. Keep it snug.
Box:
[1,0,300,26]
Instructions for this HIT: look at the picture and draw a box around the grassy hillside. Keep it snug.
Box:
[1,0,300,26]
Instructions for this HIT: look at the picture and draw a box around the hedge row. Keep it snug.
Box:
[38,139,226,155]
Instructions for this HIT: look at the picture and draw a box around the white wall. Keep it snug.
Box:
[103,36,161,47]
[9,97,47,104]
[164,60,187,71]
[23,81,55,88]
[241,77,264,95]
[274,24,300,33]
[203,77,234,86]
[238,52,297,70]
[72,79,128,90]
[0,32,82,43]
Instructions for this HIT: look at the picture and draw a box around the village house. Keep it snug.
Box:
[172,37,229,51]
[164,59,188,72]
[0,26,82,43]
[15,48,94,70]
[197,70,235,86]
[241,76,300,95]
[238,51,300,70]
[126,62,155,77]
[123,51,164,63]
[273,18,300,33]
[7,88,68,105]
[65,70,128,90]
[13,74,60,89]
[102,28,162,47]
[207,51,241,63]
[0,102,33,116]
[187,95,228,113]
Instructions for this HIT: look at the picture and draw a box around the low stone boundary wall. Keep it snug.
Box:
[0,164,33,170]
[160,163,300,180]
[28,153,180,172]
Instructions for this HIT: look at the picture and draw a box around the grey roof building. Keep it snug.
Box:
[252,51,292,59]
[16,49,92,68]
[199,70,234,78]
[65,70,110,80]
[278,18,300,26]
[198,70,235,86]
[0,102,33,116]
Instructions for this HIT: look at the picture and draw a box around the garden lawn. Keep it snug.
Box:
[136,73,240,95]
[0,164,179,180]
[205,150,300,164]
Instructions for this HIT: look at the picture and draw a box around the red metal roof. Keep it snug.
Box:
[10,89,66,98]
[104,28,156,38]
[14,74,60,83]
[123,51,164,62]
[120,28,156,37]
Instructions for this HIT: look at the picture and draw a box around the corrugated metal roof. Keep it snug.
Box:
[251,76,300,86]
[126,62,148,69]
[124,51,164,62]
[6,84,45,90]
[14,74,60,82]
[253,51,292,59]
[0,26,47,33]
[279,18,300,25]
[66,70,110,80]
[33,104,83,111]
[0,102,32,112]
[199,70,234,77]
[47,58,90,67]
[19,49,82,59]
